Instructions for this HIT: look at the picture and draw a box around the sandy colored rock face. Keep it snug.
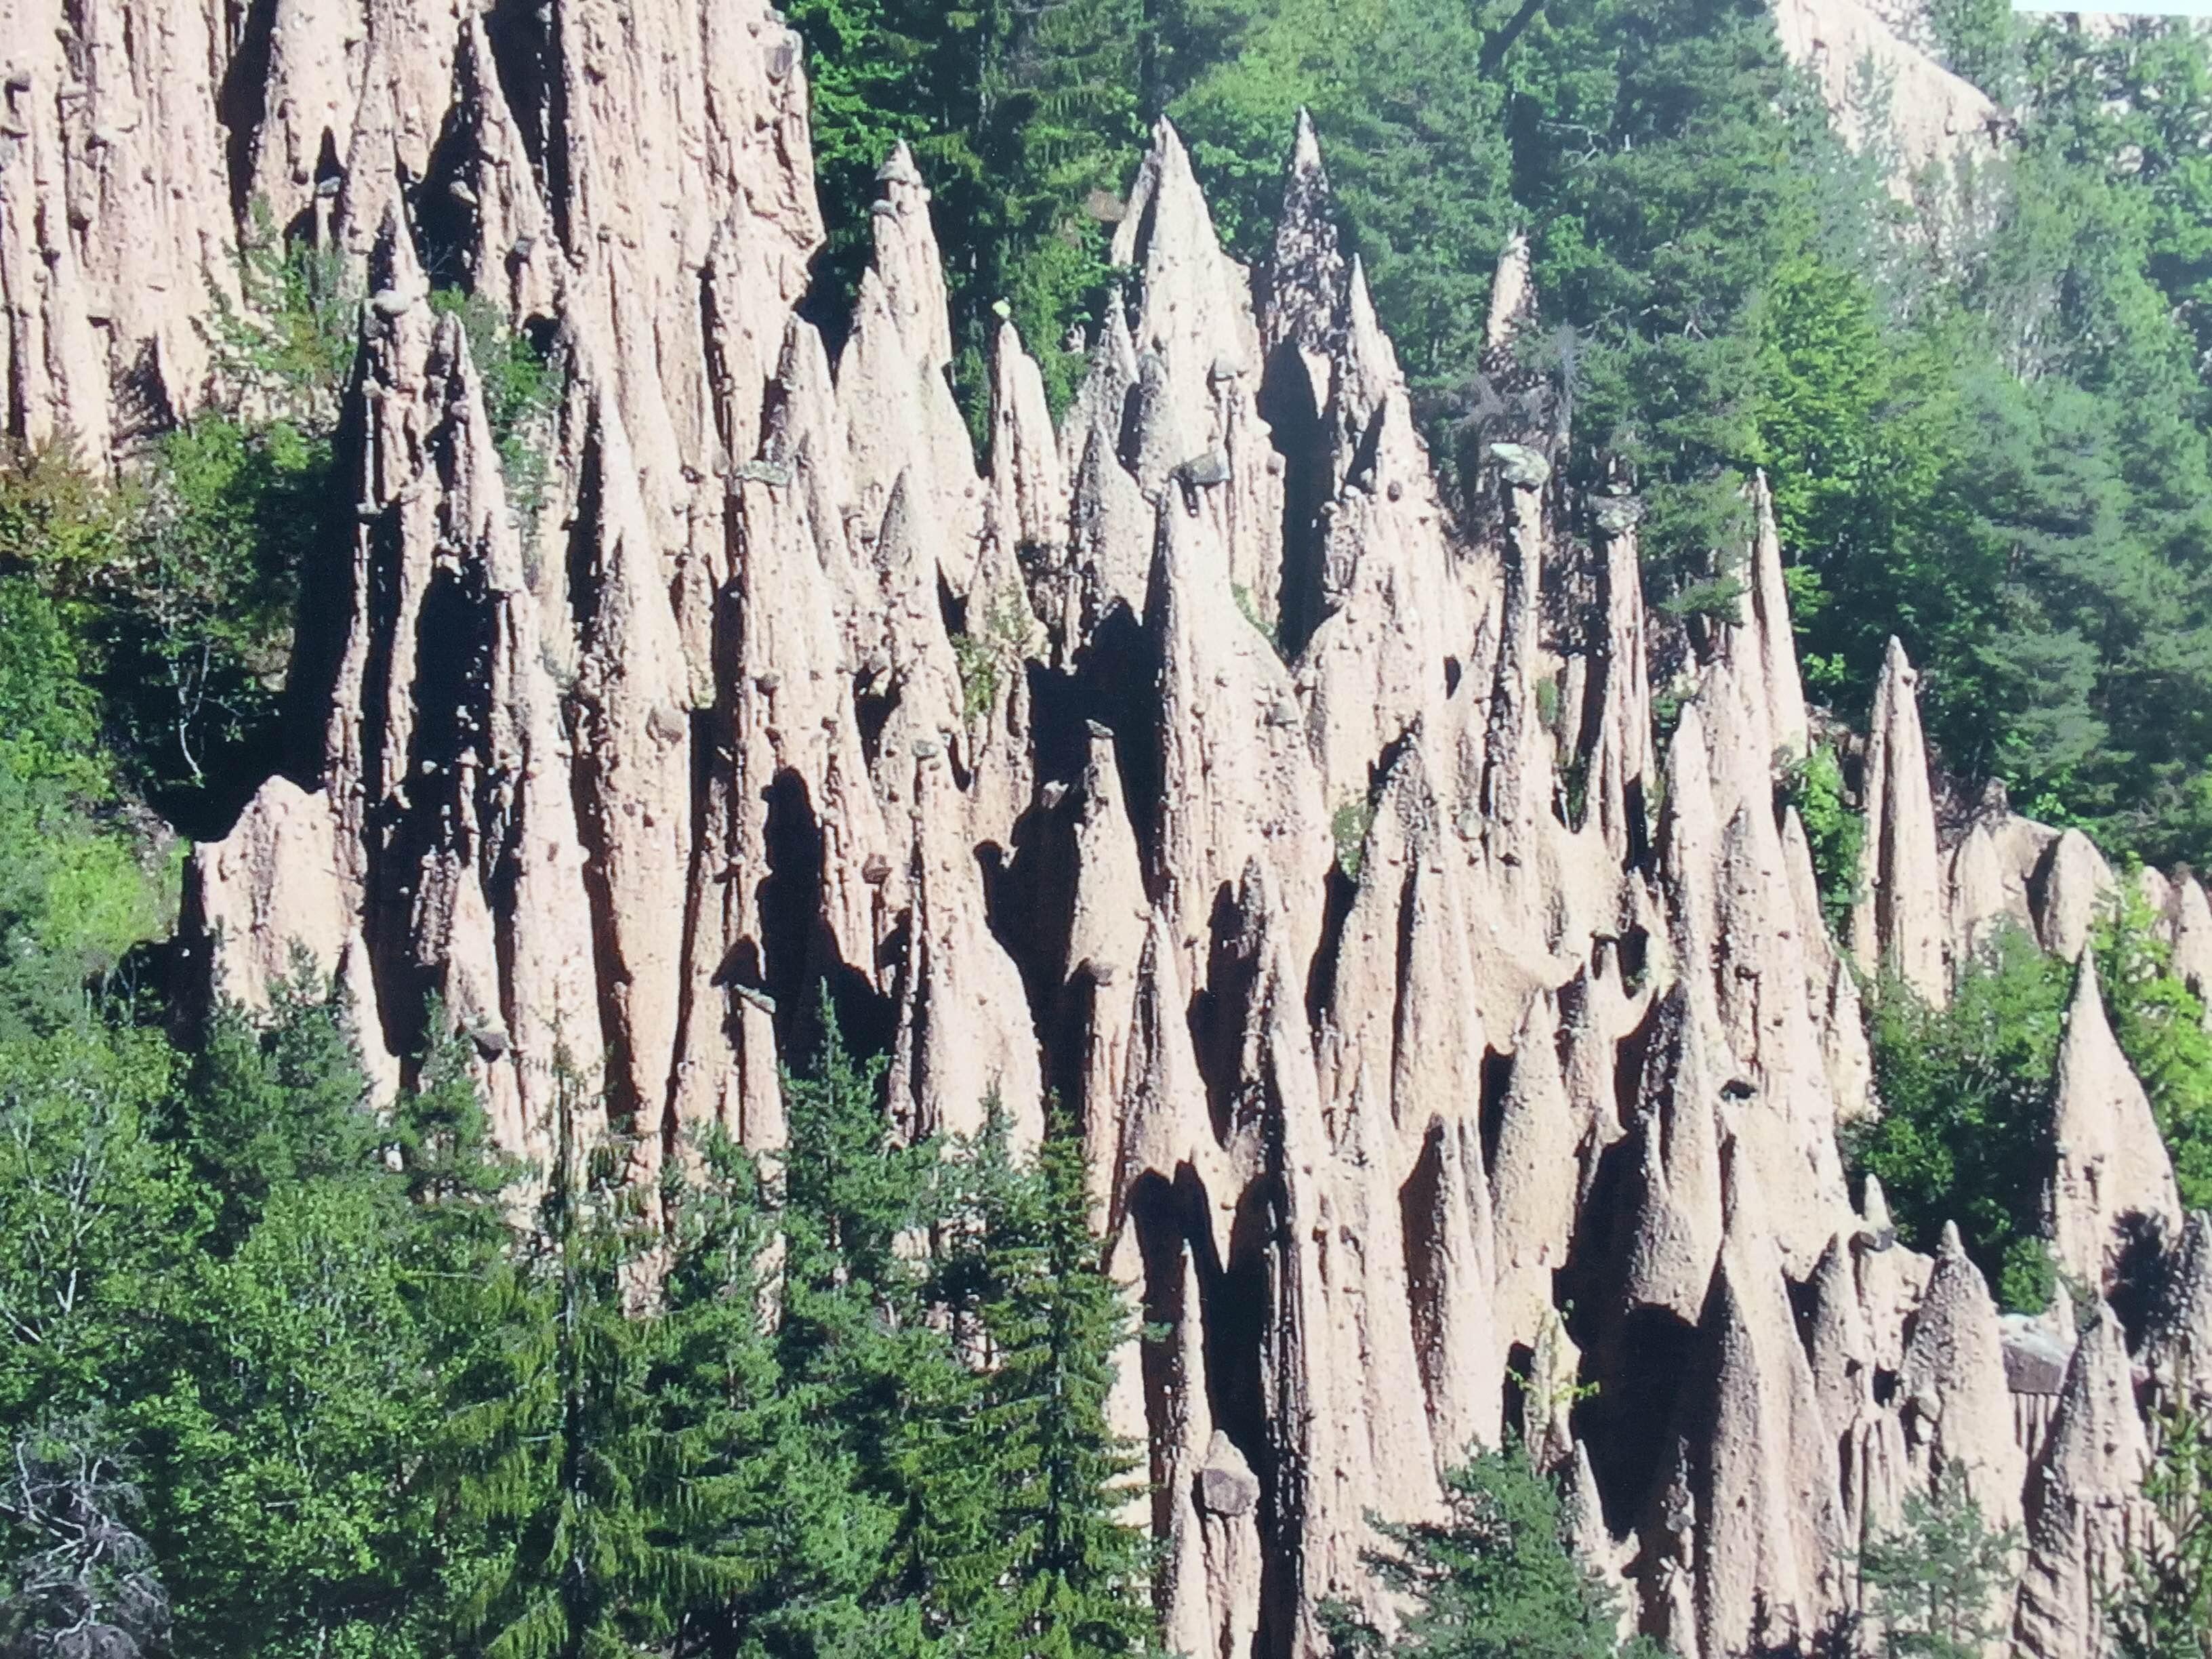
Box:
[1769,0,2004,190]
[57,9,2184,1656]
[2049,955,2183,1293]
[1853,638,1948,1002]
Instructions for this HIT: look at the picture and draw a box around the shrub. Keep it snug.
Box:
[952,628,1001,720]
[0,575,108,803]
[1846,922,2072,1312]
[427,289,560,523]
[1534,675,1563,734]
[202,211,355,434]
[2094,880,2212,1212]
[0,443,173,1029]
[1234,583,1284,657]
[1333,798,1375,883]
[0,439,131,596]
[1779,742,1865,937]
[951,586,1035,722]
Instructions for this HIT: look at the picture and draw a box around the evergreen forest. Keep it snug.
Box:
[5,0,2212,1651]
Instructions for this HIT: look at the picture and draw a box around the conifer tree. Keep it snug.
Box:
[1856,1462,2020,1659]
[394,999,520,1231]
[949,1106,1155,1659]
[682,989,960,1659]
[1323,1438,1633,1659]
[654,1124,891,1659]
[786,0,1141,413]
[167,961,377,1251]
[2110,1405,2212,1659]
[439,1063,731,1659]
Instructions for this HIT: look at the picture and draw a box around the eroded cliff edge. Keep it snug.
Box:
[3,2,2206,1656]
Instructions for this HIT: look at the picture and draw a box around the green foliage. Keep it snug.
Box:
[651,1128,825,1658]
[144,1177,456,1656]
[0,438,131,599]
[1534,676,1563,735]
[70,216,354,823]
[1846,923,2073,1313]
[394,1001,524,1242]
[1656,576,1746,628]
[934,1106,1153,1659]
[0,978,527,1658]
[773,0,2212,859]
[2,239,342,832]
[441,1071,726,1659]
[428,289,562,523]
[0,569,109,804]
[2094,882,2212,1212]
[0,1027,182,1417]
[787,0,1143,417]
[165,962,380,1252]
[2110,1404,2212,1659]
[951,586,1035,722]
[0,456,169,1033]
[1166,0,1514,442]
[1322,1439,1643,1659]
[203,209,356,434]
[1779,743,1864,937]
[1332,798,1374,883]
[952,629,1000,720]
[1855,1462,2021,1659]
[1650,679,1692,763]
[1759,24,2212,865]
[1513,0,1860,591]
[115,413,324,803]
[1925,0,2019,102]
[650,994,1159,1659]
[758,996,975,1657]
[1233,583,1282,656]
[0,720,164,1039]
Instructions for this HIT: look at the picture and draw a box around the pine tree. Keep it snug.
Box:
[2110,1405,2212,1659]
[947,1106,1155,1659]
[438,1064,732,1659]
[654,1123,901,1659]
[121,996,515,1657]
[1322,1438,1636,1659]
[166,960,377,1252]
[1856,1462,2020,1659]
[970,0,1144,410]
[394,998,524,1259]
[787,0,1141,418]
[660,989,960,1659]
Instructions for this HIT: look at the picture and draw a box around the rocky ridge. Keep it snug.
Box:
[6,2,2212,1656]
